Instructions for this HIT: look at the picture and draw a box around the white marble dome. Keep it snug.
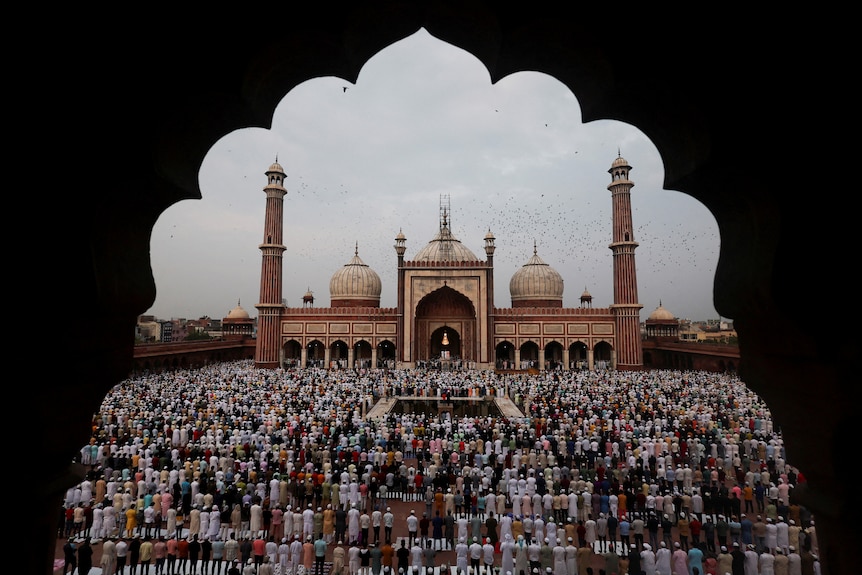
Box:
[329,244,382,303]
[509,245,564,304]
[648,302,675,320]
[226,301,250,319]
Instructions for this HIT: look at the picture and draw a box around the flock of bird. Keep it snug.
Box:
[188,60,717,319]
[272,153,718,314]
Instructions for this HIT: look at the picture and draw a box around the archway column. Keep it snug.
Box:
[587,349,594,371]
[563,348,570,370]
[371,347,378,368]
[301,347,307,366]
[325,346,331,368]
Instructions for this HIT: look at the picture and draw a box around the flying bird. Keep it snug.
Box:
[343,86,349,92]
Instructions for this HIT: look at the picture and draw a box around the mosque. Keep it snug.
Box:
[253,155,644,372]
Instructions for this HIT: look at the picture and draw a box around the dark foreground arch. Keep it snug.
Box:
[38,5,851,574]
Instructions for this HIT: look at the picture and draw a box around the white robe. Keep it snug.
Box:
[553,545,567,575]
[91,507,104,539]
[500,538,515,575]
[208,509,221,540]
[565,544,578,575]
[655,547,672,575]
[640,550,657,575]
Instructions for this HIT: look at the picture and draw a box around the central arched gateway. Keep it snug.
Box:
[396,202,496,368]
[415,285,474,364]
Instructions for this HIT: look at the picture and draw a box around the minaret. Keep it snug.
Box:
[484,228,496,365]
[608,152,643,369]
[394,228,406,367]
[254,159,287,368]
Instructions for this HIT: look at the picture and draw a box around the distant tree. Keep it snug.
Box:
[185,330,213,341]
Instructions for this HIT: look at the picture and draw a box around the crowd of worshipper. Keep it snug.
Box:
[61,360,817,574]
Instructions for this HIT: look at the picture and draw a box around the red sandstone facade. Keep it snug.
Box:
[254,156,646,371]
[128,333,739,375]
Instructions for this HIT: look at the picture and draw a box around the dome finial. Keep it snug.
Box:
[415,195,479,262]
[439,194,451,231]
[533,239,537,255]
[355,241,358,256]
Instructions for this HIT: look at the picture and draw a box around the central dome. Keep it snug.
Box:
[412,211,479,262]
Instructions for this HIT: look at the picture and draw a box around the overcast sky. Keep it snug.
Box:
[146,29,721,323]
